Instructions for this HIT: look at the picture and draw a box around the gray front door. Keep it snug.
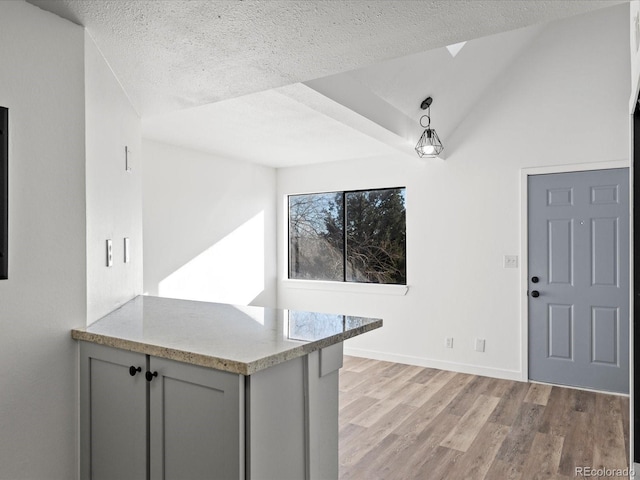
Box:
[528,168,629,393]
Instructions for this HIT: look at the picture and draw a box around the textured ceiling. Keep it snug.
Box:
[27,0,627,116]
[141,22,546,167]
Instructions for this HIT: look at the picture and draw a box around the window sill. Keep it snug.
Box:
[281,279,409,296]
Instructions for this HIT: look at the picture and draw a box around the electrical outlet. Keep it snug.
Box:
[503,255,518,268]
[106,239,113,267]
[475,338,486,352]
[445,337,454,349]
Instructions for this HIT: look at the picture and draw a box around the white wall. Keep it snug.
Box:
[631,1,640,109]
[0,2,85,478]
[142,140,277,307]
[277,5,631,380]
[85,32,143,322]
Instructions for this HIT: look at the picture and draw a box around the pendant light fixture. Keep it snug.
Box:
[415,96,444,158]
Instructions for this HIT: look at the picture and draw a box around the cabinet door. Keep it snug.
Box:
[80,343,147,480]
[149,357,244,480]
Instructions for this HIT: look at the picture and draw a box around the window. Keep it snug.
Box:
[288,187,406,285]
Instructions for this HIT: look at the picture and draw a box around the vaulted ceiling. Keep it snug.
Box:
[28,0,628,167]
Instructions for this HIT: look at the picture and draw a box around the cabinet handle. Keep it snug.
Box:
[129,366,142,377]
[145,371,158,382]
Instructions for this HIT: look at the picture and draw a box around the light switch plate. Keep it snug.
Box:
[503,255,518,268]
[124,237,130,263]
[106,239,113,267]
[125,146,132,172]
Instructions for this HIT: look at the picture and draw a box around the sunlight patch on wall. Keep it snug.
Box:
[159,211,265,306]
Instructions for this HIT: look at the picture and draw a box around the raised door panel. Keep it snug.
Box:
[547,218,574,285]
[149,357,244,480]
[80,343,147,480]
[547,304,573,360]
[590,217,619,287]
[591,306,620,366]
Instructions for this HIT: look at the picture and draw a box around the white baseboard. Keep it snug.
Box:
[343,347,524,382]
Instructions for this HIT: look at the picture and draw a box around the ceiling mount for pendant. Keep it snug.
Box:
[420,97,433,110]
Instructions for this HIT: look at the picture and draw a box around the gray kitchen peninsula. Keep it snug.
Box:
[72,295,382,480]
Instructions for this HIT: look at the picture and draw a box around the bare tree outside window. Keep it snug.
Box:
[289,192,344,281]
[288,188,406,285]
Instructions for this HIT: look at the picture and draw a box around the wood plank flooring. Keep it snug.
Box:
[339,356,630,480]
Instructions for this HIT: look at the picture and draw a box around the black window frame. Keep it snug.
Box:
[287,186,407,285]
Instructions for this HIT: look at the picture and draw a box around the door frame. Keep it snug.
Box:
[519,159,630,384]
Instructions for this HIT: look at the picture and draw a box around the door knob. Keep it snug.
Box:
[531,290,540,298]
[531,276,539,283]
[129,366,141,377]
[145,371,158,382]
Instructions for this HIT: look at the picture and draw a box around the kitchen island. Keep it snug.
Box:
[72,295,382,480]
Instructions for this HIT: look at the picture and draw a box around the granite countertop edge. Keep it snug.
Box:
[71,319,382,376]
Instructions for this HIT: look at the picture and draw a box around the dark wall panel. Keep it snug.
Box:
[0,107,6,280]
[634,101,639,462]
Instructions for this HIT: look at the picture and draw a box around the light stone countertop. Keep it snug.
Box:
[72,295,382,375]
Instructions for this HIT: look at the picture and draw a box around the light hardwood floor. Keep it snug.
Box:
[339,356,630,480]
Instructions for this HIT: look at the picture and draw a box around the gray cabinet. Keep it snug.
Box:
[245,343,342,480]
[80,341,344,480]
[80,343,244,480]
